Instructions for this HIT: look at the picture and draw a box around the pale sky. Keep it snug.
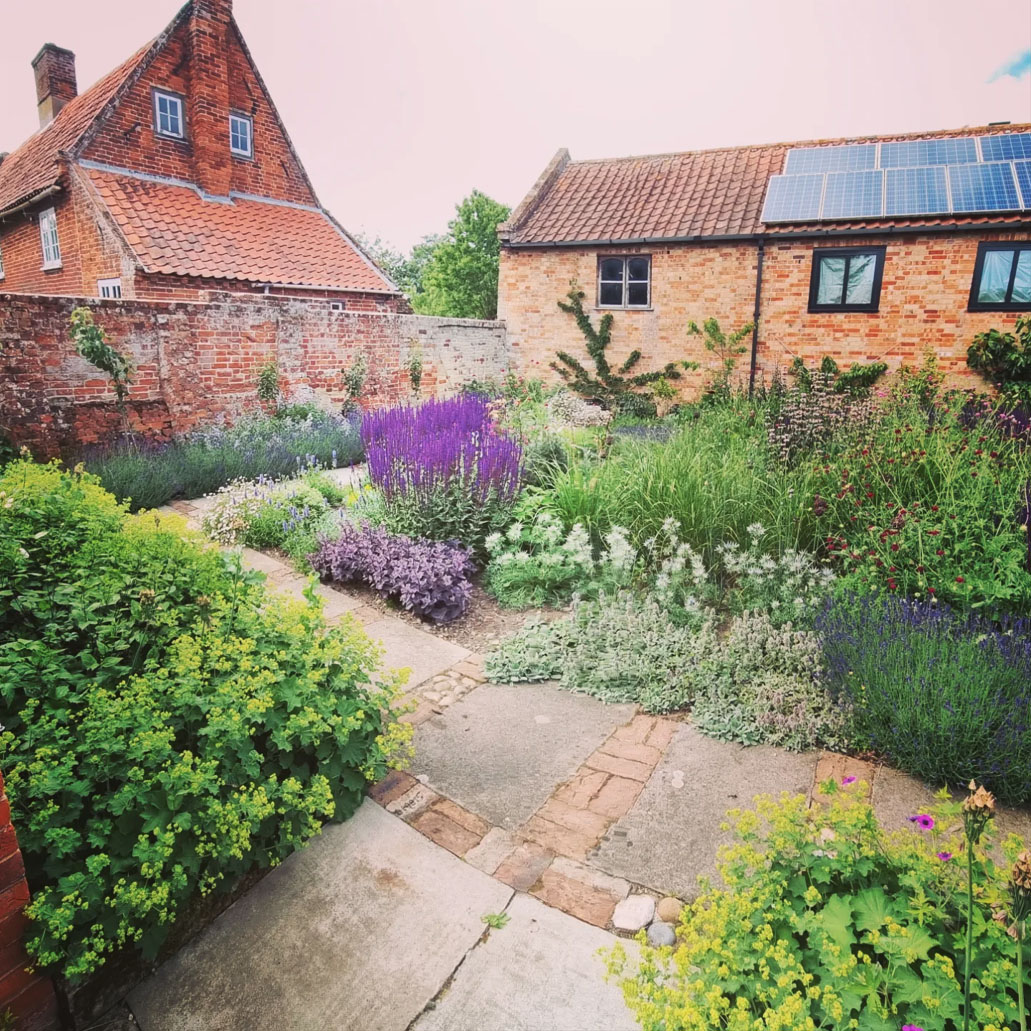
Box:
[2,0,1030,250]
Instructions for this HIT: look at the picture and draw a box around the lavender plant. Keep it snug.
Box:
[818,594,1031,804]
[361,396,522,547]
[310,522,475,623]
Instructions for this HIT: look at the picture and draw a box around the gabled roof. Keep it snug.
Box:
[504,124,1031,245]
[0,44,153,214]
[85,168,395,292]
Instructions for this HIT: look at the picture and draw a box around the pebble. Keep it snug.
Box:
[646,921,676,947]
[670,769,685,790]
[656,896,682,924]
[612,894,655,932]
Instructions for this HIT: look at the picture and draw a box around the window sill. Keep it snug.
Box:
[968,303,1031,313]
[595,306,653,312]
[230,149,254,161]
[807,306,879,314]
[41,262,63,272]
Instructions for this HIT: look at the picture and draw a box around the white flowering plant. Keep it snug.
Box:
[484,510,635,608]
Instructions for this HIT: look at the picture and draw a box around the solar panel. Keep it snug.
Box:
[785,145,877,174]
[948,162,1021,212]
[979,133,1031,162]
[880,138,978,168]
[760,174,824,221]
[821,170,884,218]
[884,166,950,216]
[1015,161,1031,209]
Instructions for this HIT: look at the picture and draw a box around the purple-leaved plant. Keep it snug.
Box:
[310,522,475,623]
[361,396,522,547]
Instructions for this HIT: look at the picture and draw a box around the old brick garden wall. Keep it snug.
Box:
[0,291,508,456]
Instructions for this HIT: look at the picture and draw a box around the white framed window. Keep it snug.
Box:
[598,255,651,308]
[229,113,253,157]
[98,278,122,299]
[153,89,185,139]
[0,243,5,280]
[39,207,61,269]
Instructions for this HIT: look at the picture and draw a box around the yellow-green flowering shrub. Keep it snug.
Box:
[0,461,410,979]
[609,784,1028,1030]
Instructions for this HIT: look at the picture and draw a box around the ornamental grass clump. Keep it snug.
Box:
[0,460,408,980]
[361,395,522,547]
[818,594,1031,804]
[310,522,475,623]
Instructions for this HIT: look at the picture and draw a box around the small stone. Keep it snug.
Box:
[423,691,442,703]
[656,896,682,923]
[612,894,655,932]
[646,921,676,946]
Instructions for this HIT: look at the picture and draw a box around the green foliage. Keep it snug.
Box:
[553,286,686,416]
[686,316,754,403]
[481,912,511,930]
[354,232,442,299]
[484,514,634,608]
[341,352,369,415]
[486,594,718,714]
[968,315,1031,402]
[69,307,133,432]
[609,785,1028,1031]
[0,461,408,979]
[405,347,424,394]
[256,360,281,406]
[412,191,510,319]
[789,354,889,397]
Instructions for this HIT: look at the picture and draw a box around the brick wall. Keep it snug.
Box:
[0,773,60,1031]
[499,230,1031,397]
[0,292,508,456]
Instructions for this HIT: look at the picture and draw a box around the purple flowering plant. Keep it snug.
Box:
[362,396,522,549]
[310,522,475,623]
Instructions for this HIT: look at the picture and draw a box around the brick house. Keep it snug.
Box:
[0,0,402,308]
[498,126,1031,394]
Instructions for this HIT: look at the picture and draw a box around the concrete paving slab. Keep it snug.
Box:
[129,801,512,1031]
[363,617,469,689]
[413,683,636,830]
[412,893,639,1031]
[592,724,817,899]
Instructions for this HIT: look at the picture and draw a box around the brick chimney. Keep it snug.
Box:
[187,0,233,196]
[32,44,77,128]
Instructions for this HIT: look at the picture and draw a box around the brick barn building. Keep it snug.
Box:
[498,127,1031,394]
[0,0,402,308]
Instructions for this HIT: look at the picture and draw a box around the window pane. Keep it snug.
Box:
[627,282,649,306]
[1012,250,1031,303]
[816,257,845,305]
[599,258,624,282]
[978,249,1014,303]
[627,257,649,281]
[599,281,623,305]
[845,253,876,305]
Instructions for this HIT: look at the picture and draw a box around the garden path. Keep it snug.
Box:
[129,504,1031,1030]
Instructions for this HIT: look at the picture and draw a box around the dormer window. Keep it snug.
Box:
[153,89,185,139]
[229,113,253,158]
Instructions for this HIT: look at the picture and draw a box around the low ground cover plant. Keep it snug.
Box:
[819,593,1031,805]
[84,410,362,511]
[609,782,1029,1031]
[310,521,475,623]
[0,461,407,979]
[362,395,522,548]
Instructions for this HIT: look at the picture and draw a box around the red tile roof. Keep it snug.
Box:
[0,46,151,214]
[86,169,394,292]
[505,125,1031,245]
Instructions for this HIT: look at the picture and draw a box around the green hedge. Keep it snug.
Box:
[0,461,409,979]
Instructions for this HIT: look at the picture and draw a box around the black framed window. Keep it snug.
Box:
[598,256,651,308]
[969,242,1031,311]
[808,246,886,312]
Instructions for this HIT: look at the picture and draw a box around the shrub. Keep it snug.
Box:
[968,314,1031,403]
[84,411,363,511]
[691,611,852,753]
[609,784,1028,1031]
[0,461,407,979]
[484,513,634,608]
[818,593,1031,804]
[202,476,329,548]
[544,390,612,427]
[361,395,522,547]
[486,595,718,713]
[310,522,475,623]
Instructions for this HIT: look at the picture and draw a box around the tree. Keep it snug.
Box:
[356,232,441,301]
[414,191,510,319]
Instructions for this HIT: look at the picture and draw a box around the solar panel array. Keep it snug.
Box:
[762,132,1031,223]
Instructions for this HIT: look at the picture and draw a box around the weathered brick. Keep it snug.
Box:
[599,738,662,767]
[492,841,554,891]
[530,868,619,928]
[587,776,644,820]
[409,809,483,857]
[367,770,418,807]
